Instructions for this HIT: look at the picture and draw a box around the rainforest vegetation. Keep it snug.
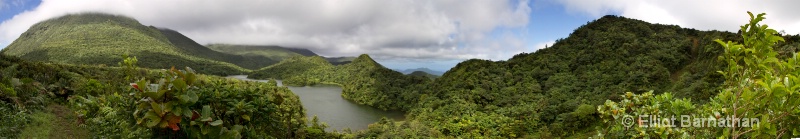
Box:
[1,11,799,138]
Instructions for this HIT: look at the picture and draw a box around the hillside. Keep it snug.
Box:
[324,56,356,65]
[248,54,431,110]
[157,29,278,69]
[398,67,444,75]
[206,44,316,61]
[1,13,247,75]
[353,15,800,138]
[207,44,357,65]
[248,56,334,80]
[408,71,439,79]
[0,53,324,138]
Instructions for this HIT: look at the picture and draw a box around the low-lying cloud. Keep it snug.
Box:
[0,0,532,61]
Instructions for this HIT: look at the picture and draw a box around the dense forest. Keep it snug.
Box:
[249,12,800,138]
[1,11,799,138]
[250,54,431,111]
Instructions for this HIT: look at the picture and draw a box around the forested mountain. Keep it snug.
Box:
[408,71,439,79]
[0,13,357,75]
[0,13,249,75]
[324,56,357,65]
[205,44,317,61]
[398,68,444,75]
[207,44,357,65]
[249,54,431,110]
[157,29,278,69]
[252,14,800,138]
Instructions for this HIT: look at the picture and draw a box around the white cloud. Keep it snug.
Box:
[0,0,532,61]
[533,40,554,50]
[552,0,800,35]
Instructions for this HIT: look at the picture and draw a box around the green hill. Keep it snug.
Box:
[248,54,430,110]
[207,44,356,65]
[355,15,800,138]
[408,71,439,79]
[206,44,316,61]
[398,68,445,76]
[0,13,248,75]
[324,56,356,65]
[248,56,334,80]
[157,29,278,69]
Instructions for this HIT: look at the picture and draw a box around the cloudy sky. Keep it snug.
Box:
[1,0,798,71]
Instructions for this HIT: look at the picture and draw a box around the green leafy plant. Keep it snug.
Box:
[131,67,242,138]
[595,11,800,139]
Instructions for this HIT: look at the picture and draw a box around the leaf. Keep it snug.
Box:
[136,80,148,92]
[201,117,213,122]
[151,102,164,116]
[241,114,251,121]
[178,95,191,103]
[169,122,180,131]
[130,83,141,92]
[173,79,187,91]
[167,115,182,124]
[173,106,182,116]
[187,91,199,103]
[191,110,200,121]
[185,71,196,86]
[164,102,174,113]
[209,120,223,126]
[144,111,161,127]
[200,105,211,117]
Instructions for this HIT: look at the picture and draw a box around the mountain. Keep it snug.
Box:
[407,71,439,79]
[206,44,357,65]
[1,13,247,75]
[157,29,278,69]
[248,54,431,110]
[355,15,800,138]
[398,67,444,75]
[248,56,334,80]
[323,56,356,65]
[205,44,316,61]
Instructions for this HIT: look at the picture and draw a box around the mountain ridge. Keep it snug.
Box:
[397,67,444,75]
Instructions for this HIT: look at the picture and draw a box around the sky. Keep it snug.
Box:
[1,0,799,72]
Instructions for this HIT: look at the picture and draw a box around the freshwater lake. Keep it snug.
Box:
[226,75,405,131]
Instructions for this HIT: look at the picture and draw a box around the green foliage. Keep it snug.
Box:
[709,11,799,138]
[0,101,29,138]
[131,67,210,135]
[250,54,430,111]
[408,71,439,80]
[596,12,800,138]
[595,92,696,138]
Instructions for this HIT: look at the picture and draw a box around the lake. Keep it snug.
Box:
[226,75,405,131]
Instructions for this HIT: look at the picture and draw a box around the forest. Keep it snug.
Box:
[0,12,798,138]
[249,12,800,138]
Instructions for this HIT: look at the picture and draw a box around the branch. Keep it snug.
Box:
[775,128,786,139]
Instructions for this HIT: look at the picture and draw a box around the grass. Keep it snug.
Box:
[18,104,89,139]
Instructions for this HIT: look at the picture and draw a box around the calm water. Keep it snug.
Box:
[226,75,405,131]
